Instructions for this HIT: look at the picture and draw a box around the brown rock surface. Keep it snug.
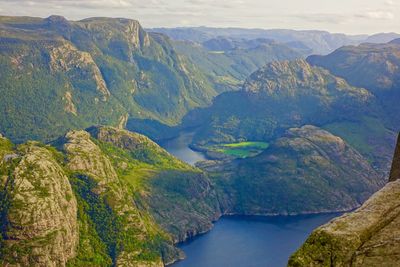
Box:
[289,134,400,266]
[1,143,78,266]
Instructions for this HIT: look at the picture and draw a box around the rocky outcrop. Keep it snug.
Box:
[289,133,400,266]
[86,126,221,244]
[87,125,163,153]
[49,41,110,101]
[63,130,119,192]
[0,143,78,267]
[62,129,166,266]
[0,126,220,266]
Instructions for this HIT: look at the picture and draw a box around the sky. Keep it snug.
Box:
[0,0,398,34]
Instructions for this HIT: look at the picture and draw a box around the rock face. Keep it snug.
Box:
[61,129,168,266]
[200,125,384,216]
[85,126,221,245]
[0,143,78,266]
[0,126,221,266]
[289,133,400,266]
[0,15,218,143]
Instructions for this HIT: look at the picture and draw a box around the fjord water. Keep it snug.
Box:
[161,132,341,267]
[160,131,206,165]
[172,214,340,267]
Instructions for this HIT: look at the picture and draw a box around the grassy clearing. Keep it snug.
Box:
[209,141,269,158]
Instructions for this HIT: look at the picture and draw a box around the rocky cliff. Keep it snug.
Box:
[0,15,218,143]
[0,126,221,266]
[0,142,78,266]
[288,133,400,266]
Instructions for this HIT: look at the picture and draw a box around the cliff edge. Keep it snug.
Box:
[288,133,400,266]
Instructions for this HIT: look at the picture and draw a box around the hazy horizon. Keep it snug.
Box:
[0,0,398,35]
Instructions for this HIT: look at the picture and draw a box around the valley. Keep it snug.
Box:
[0,10,399,267]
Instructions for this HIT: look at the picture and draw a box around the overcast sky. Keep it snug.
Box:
[0,0,398,34]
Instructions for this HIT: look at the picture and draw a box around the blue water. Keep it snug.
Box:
[161,132,340,267]
[160,131,206,165]
[172,214,340,267]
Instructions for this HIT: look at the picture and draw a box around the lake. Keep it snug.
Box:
[160,132,340,267]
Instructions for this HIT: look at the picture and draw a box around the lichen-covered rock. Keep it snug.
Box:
[289,179,400,267]
[61,129,167,265]
[49,41,111,101]
[86,126,221,244]
[0,143,78,267]
[63,130,119,193]
[0,126,221,266]
[289,135,400,266]
[87,125,163,154]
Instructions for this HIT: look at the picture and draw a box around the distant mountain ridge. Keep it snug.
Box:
[149,27,400,55]
[307,38,400,128]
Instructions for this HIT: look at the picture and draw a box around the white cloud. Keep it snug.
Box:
[358,11,395,20]
[385,0,395,6]
[0,0,399,34]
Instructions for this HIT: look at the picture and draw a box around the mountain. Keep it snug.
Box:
[307,39,400,128]
[198,125,384,216]
[180,58,396,173]
[183,59,377,142]
[0,15,222,143]
[289,134,400,266]
[366,32,400,44]
[0,126,220,266]
[171,38,303,90]
[149,27,400,55]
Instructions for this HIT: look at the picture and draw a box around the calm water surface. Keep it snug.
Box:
[161,132,340,267]
[160,131,206,165]
[172,214,340,267]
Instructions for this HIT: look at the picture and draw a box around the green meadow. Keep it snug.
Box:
[210,141,269,158]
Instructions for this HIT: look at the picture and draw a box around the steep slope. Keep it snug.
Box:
[0,140,78,266]
[172,38,303,91]
[199,126,384,216]
[289,135,400,266]
[307,39,400,128]
[0,126,221,266]
[0,15,218,143]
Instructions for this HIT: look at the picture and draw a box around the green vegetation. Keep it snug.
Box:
[208,141,269,158]
[324,117,395,170]
[172,38,302,93]
[184,59,378,147]
[201,126,384,215]
[307,40,400,128]
[0,16,222,143]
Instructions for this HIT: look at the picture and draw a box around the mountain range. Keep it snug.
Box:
[149,27,400,55]
[0,14,399,267]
